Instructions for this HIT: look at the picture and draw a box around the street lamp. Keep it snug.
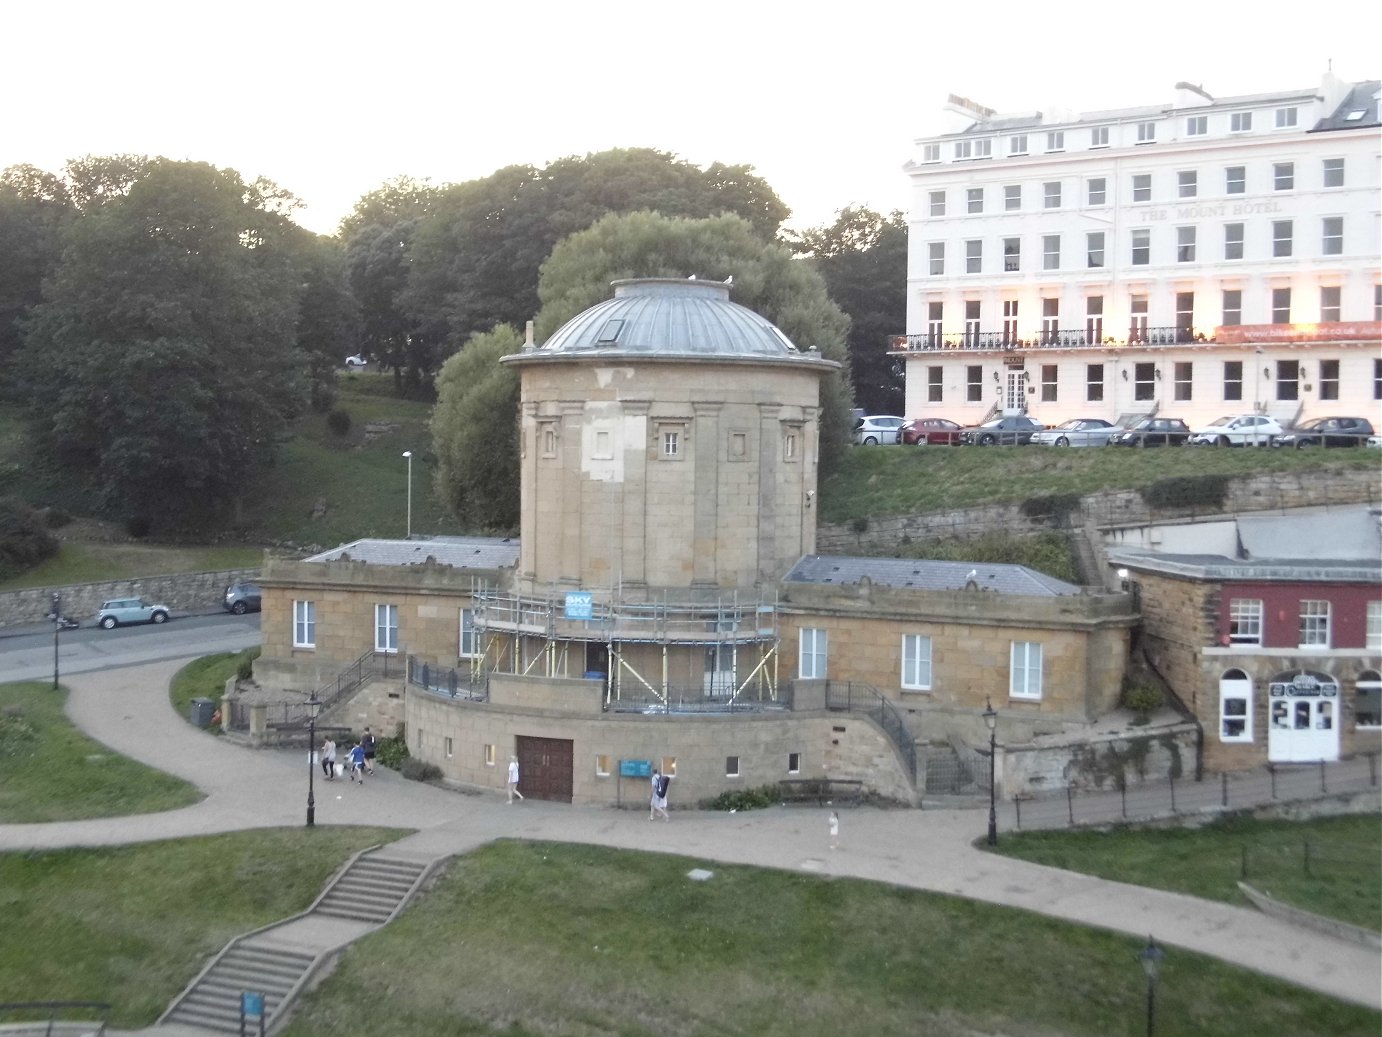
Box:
[1139,935,1164,1037]
[49,592,62,691]
[306,693,322,827]
[982,697,999,846]
[402,450,413,539]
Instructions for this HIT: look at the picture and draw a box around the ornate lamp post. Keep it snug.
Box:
[402,450,413,539]
[1139,935,1164,1037]
[306,693,322,827]
[982,697,999,846]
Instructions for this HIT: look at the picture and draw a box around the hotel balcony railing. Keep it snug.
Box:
[894,326,1202,351]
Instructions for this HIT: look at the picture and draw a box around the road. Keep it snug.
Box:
[0,611,262,683]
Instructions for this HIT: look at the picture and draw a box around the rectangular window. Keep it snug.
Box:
[1174,361,1193,402]
[1131,228,1150,265]
[1003,237,1021,271]
[1318,358,1339,400]
[1130,295,1148,343]
[1225,166,1245,194]
[1086,295,1104,345]
[1276,358,1299,400]
[1043,181,1061,208]
[726,756,740,778]
[1272,289,1292,326]
[783,429,798,461]
[661,429,680,458]
[974,139,992,158]
[965,239,982,273]
[1132,173,1151,202]
[927,365,943,403]
[595,754,611,776]
[927,301,943,345]
[1086,231,1104,268]
[1375,357,1382,400]
[729,431,747,458]
[1368,601,1382,651]
[460,607,478,657]
[293,600,316,648]
[1229,599,1263,645]
[484,744,495,767]
[1177,170,1198,198]
[1224,222,1244,261]
[1176,225,1196,262]
[541,424,558,457]
[1221,683,1252,743]
[1010,642,1043,700]
[1134,361,1155,402]
[967,187,984,213]
[1299,600,1330,648]
[1223,360,1243,401]
[788,752,801,774]
[922,143,940,163]
[964,300,980,345]
[1321,216,1343,256]
[1087,177,1106,205]
[1042,234,1060,270]
[1041,364,1057,403]
[1086,363,1104,402]
[1041,297,1059,344]
[901,634,933,690]
[929,190,946,217]
[1186,115,1207,136]
[1176,292,1194,341]
[444,736,454,757]
[954,140,972,160]
[1222,290,1242,328]
[1009,134,1028,155]
[966,365,983,403]
[1002,299,1018,342]
[1275,106,1297,128]
[1322,158,1344,187]
[1273,162,1294,190]
[1136,121,1156,143]
[1230,111,1253,132]
[1090,126,1108,147]
[1046,131,1064,152]
[1360,675,1382,728]
[1320,287,1341,324]
[798,628,827,680]
[375,603,399,654]
[928,241,944,275]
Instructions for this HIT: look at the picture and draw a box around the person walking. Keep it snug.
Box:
[650,768,671,821]
[321,736,336,781]
[361,727,377,775]
[507,755,524,803]
[347,741,366,783]
[828,810,840,850]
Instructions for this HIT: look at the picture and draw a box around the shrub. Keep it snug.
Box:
[1020,493,1082,524]
[400,757,442,782]
[706,785,780,812]
[124,515,152,539]
[1140,475,1229,511]
[326,408,352,437]
[235,647,260,682]
[0,497,60,580]
[42,507,73,529]
[375,735,409,770]
[849,516,870,535]
[1123,684,1164,720]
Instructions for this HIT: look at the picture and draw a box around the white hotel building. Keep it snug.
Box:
[897,73,1381,429]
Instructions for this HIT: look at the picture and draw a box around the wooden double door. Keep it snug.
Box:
[516,736,574,803]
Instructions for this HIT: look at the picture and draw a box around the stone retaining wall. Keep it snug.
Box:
[0,568,260,629]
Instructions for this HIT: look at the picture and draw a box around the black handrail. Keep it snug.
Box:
[0,1001,110,1035]
[822,681,918,786]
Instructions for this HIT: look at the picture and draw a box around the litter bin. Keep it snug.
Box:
[190,698,216,727]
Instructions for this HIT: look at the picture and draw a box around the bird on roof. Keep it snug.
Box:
[724,274,733,285]
[966,569,978,581]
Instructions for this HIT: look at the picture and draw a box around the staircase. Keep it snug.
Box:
[160,944,314,1033]
[314,854,428,924]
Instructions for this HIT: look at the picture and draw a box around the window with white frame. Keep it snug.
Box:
[1041,364,1057,402]
[974,139,992,158]
[459,607,478,657]
[1132,173,1151,201]
[1130,295,1148,342]
[1009,134,1028,155]
[927,365,943,402]
[966,364,983,402]
[1177,170,1197,198]
[1321,216,1343,256]
[788,751,801,774]
[1176,226,1196,262]
[1002,299,1019,343]
[1318,358,1339,400]
[1087,177,1106,205]
[1004,184,1021,210]
[1322,158,1344,187]
[1086,231,1105,268]
[1010,642,1043,700]
[929,190,946,217]
[1272,289,1292,326]
[1136,121,1156,143]
[954,140,972,160]
[1224,222,1244,261]
[725,755,740,777]
[1225,165,1245,194]
[1042,234,1059,270]
[922,143,941,163]
[1320,287,1341,324]
[928,241,944,275]
[1358,670,1382,728]
[1090,126,1109,147]
[1043,181,1061,208]
[1046,131,1064,152]
[1275,106,1297,127]
[1131,228,1150,265]
[660,427,681,459]
[375,603,399,653]
[1220,671,1253,743]
[1185,115,1207,136]
[799,627,827,680]
[1041,297,1059,344]
[1273,162,1294,190]
[1276,356,1298,398]
[1227,598,1262,647]
[1086,363,1104,402]
[1003,237,1021,271]
[1133,361,1155,401]
[927,301,943,344]
[1368,602,1382,651]
[1222,291,1242,329]
[967,187,984,213]
[901,634,933,690]
[965,239,982,273]
[1299,600,1330,648]
[595,754,611,776]
[1230,111,1253,132]
[293,600,316,648]
[1223,359,1243,400]
[1174,361,1193,402]
[1086,296,1104,345]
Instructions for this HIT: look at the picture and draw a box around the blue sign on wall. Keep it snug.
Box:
[620,759,652,777]
[565,591,593,620]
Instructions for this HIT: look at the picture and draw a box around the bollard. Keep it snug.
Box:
[1014,796,1023,831]
[1168,772,1177,813]
[1066,785,1075,826]
[1370,752,1378,788]
[1318,758,1327,794]
[1221,772,1229,808]
[1120,782,1127,820]
[1240,844,1248,880]
[1268,763,1277,799]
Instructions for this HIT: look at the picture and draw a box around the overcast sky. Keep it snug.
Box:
[5,0,1377,237]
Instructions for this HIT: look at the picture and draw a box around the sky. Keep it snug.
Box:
[5,0,1378,237]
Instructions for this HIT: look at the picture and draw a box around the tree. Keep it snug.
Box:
[17,159,309,527]
[290,232,359,411]
[0,167,74,397]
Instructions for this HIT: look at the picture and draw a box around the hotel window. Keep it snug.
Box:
[1002,300,1019,342]
[460,607,478,657]
[798,628,827,680]
[374,604,399,653]
[1276,357,1299,400]
[974,139,992,158]
[922,143,941,163]
[1132,173,1151,201]
[927,365,943,402]
[1086,231,1105,268]
[1369,602,1382,651]
[1230,111,1253,132]
[1004,184,1021,210]
[1225,165,1245,194]
[1090,126,1108,147]
[1129,295,1148,342]
[929,190,946,216]
[1275,106,1297,127]
[1041,234,1060,270]
[1131,228,1150,265]
[1136,121,1156,143]
[1319,287,1341,324]
[928,241,945,275]
[1223,360,1243,401]
[1272,289,1292,327]
[1086,363,1104,402]
[1299,600,1330,648]
[954,140,972,159]
[1220,679,1252,743]
[901,634,933,691]
[1272,220,1292,257]
[1228,599,1263,645]
[966,364,983,402]
[1176,292,1194,341]
[1003,237,1021,271]
[1321,216,1343,256]
[965,239,982,273]
[1041,297,1059,344]
[1085,296,1103,345]
[1376,357,1382,400]
[1134,361,1155,401]
[1177,170,1198,198]
[967,187,984,213]
[293,600,316,648]
[1185,115,1207,136]
[1322,158,1344,187]
[1043,181,1061,208]
[1273,162,1294,190]
[1046,131,1064,152]
[1009,134,1028,155]
[1319,358,1339,400]
[1222,290,1242,327]
[1377,285,1382,322]
[1359,669,1382,728]
[1010,642,1043,700]
[1174,361,1193,401]
[927,301,943,344]
[965,300,981,344]
[660,428,681,459]
[1041,364,1057,403]
[1176,226,1196,262]
[1224,222,1244,260]
[1087,177,1106,205]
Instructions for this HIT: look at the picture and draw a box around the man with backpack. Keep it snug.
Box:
[649,768,671,821]
[361,727,377,775]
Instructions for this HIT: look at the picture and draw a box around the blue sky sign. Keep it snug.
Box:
[565,591,593,620]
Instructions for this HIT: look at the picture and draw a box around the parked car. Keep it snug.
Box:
[1272,416,1375,449]
[344,354,368,368]
[1029,418,1119,448]
[96,597,170,629]
[852,415,908,445]
[959,415,1045,446]
[902,417,963,445]
[1111,418,1191,447]
[1188,414,1283,447]
[223,581,262,615]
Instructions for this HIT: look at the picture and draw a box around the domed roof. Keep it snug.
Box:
[515,279,829,364]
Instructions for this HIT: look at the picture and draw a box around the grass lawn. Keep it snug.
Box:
[0,828,403,1027]
[0,681,201,823]
[0,541,264,592]
[990,813,1381,932]
[281,840,1378,1037]
[168,650,258,733]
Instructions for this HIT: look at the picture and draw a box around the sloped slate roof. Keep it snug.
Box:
[305,537,519,569]
[1313,80,1381,131]
[785,555,1082,596]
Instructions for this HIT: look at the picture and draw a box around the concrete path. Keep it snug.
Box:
[3,657,1378,1024]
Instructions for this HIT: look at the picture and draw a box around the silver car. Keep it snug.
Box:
[96,597,171,629]
[852,415,908,445]
[1030,418,1119,447]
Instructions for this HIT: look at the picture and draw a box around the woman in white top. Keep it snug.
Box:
[507,755,524,803]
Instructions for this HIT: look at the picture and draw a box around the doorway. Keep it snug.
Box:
[515,735,574,802]
[1267,673,1340,762]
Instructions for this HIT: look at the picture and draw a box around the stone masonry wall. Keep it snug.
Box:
[0,568,259,630]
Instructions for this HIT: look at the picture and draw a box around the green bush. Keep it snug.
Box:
[375,735,409,770]
[1019,493,1082,524]
[400,757,442,782]
[124,515,152,539]
[1140,474,1229,511]
[1122,684,1164,719]
[706,785,781,812]
[326,408,352,437]
[235,647,260,682]
[0,496,60,580]
[42,507,73,529]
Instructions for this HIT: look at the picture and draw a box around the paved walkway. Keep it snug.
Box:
[3,657,1379,1025]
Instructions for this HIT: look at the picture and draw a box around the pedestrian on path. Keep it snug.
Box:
[321,736,336,781]
[361,727,377,775]
[348,742,366,783]
[649,768,671,821]
[828,810,839,850]
[507,755,524,803]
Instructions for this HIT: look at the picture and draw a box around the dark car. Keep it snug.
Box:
[902,417,963,445]
[223,581,262,615]
[1111,417,1191,447]
[1273,416,1375,449]
[959,415,1044,446]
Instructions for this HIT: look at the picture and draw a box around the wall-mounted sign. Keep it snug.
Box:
[564,591,593,620]
[1269,675,1337,698]
[620,759,652,777]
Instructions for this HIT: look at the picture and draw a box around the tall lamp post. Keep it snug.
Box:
[982,697,999,846]
[306,693,321,827]
[49,592,62,691]
[1139,935,1164,1037]
[402,450,413,539]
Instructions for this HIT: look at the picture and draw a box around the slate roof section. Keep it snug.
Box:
[785,555,1082,596]
[305,537,520,570]
[1313,80,1381,131]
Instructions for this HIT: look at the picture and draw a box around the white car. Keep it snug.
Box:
[344,354,368,369]
[1188,414,1282,446]
[852,415,907,445]
[1030,418,1119,448]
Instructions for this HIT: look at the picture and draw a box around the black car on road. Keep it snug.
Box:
[1111,418,1191,447]
[959,415,1045,446]
[1273,416,1374,449]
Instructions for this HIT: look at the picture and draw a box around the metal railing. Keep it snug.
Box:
[407,656,488,700]
[896,326,1201,352]
[0,1001,109,1035]
[226,650,398,731]
[822,681,919,786]
[604,681,792,715]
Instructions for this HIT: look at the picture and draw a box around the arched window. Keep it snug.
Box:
[1219,668,1252,742]
[1357,670,1381,729]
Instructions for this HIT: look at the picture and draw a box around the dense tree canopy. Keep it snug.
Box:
[0,166,75,395]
